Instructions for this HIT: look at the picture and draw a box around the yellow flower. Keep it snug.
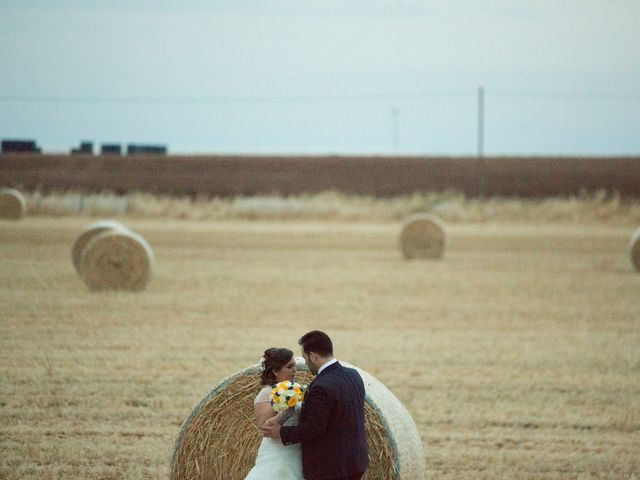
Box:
[270,380,305,412]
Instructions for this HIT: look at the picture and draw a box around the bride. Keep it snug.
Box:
[245,348,303,480]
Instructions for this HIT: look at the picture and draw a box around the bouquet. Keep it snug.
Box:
[270,380,305,412]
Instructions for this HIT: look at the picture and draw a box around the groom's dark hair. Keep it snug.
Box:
[299,330,333,357]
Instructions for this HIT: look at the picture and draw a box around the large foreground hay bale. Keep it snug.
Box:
[0,188,27,220]
[630,228,640,272]
[399,212,446,259]
[78,229,154,290]
[71,220,129,273]
[171,360,424,480]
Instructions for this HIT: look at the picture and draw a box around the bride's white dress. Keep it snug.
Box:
[244,386,303,480]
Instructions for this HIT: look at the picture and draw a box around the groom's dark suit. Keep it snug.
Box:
[280,362,368,480]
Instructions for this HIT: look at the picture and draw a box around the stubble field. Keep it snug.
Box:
[1,215,639,479]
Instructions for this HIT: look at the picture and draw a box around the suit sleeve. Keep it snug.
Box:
[280,384,333,445]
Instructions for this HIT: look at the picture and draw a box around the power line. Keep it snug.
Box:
[1,89,639,105]
[0,90,472,105]
[489,90,640,101]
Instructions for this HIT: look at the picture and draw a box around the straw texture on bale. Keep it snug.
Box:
[71,220,129,273]
[630,228,640,272]
[78,229,154,291]
[0,188,27,220]
[399,212,446,259]
[171,360,424,480]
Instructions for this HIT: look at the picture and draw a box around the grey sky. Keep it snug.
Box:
[1,1,639,155]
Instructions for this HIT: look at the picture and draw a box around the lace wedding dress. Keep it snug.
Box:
[244,386,303,480]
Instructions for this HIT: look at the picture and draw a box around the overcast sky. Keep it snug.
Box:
[1,0,639,155]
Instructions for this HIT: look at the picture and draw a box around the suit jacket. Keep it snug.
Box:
[280,362,369,480]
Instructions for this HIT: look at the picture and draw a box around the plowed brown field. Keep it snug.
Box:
[2,154,639,197]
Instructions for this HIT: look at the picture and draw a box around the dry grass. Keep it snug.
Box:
[21,189,640,224]
[0,214,639,479]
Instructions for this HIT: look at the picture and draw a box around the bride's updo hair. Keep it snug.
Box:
[260,348,294,386]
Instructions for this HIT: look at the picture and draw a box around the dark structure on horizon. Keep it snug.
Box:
[71,141,93,155]
[127,144,167,155]
[0,138,168,156]
[101,143,122,155]
[1,139,41,153]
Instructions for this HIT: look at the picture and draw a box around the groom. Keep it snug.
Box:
[259,330,369,480]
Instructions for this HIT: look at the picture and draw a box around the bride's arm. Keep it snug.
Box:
[254,402,277,427]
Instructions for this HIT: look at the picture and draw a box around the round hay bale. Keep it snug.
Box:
[71,220,130,273]
[171,360,424,480]
[630,228,640,272]
[0,188,27,220]
[399,212,446,259]
[78,229,154,291]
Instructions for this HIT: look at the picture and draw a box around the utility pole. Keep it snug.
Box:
[476,86,485,197]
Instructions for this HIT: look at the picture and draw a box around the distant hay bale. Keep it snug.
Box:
[399,213,446,259]
[0,188,27,220]
[71,220,129,273]
[171,360,425,480]
[78,229,154,291]
[630,228,640,272]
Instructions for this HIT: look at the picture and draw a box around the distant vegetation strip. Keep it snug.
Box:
[22,189,640,224]
[2,154,640,198]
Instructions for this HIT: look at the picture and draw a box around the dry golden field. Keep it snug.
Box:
[1,213,639,479]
